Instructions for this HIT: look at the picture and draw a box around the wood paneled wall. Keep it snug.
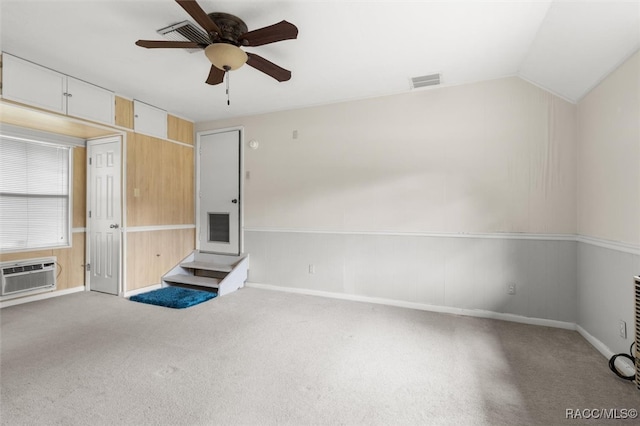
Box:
[126,132,194,227]
[53,233,86,290]
[168,114,194,145]
[0,148,87,290]
[73,147,86,229]
[126,228,195,290]
[124,113,195,290]
[115,96,134,129]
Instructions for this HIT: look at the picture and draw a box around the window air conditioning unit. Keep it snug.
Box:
[1,257,57,297]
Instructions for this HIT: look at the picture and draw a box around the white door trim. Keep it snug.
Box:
[86,135,123,295]
[195,126,244,254]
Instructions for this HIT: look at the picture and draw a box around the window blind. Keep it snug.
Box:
[0,137,71,251]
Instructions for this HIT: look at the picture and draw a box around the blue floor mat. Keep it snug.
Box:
[130,286,217,309]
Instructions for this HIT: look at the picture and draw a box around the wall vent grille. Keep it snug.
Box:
[410,73,441,89]
[157,21,209,53]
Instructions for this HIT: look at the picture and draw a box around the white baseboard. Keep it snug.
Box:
[245,282,576,330]
[576,325,636,377]
[124,283,162,298]
[0,286,85,308]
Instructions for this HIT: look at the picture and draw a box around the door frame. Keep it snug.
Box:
[85,134,124,294]
[195,126,244,254]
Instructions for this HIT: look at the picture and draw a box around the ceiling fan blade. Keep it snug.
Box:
[206,65,225,85]
[246,53,291,82]
[136,40,202,49]
[175,0,221,37]
[240,21,298,46]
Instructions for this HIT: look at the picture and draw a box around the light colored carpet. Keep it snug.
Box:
[0,288,638,425]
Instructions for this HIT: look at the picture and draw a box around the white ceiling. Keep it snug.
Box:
[1,0,639,123]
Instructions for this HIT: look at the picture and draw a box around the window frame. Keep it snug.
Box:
[0,125,83,253]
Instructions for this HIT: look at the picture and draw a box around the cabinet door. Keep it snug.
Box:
[66,77,115,125]
[133,100,167,139]
[2,53,66,114]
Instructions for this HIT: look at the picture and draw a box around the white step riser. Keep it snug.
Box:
[163,274,221,289]
[161,250,249,296]
[180,261,233,273]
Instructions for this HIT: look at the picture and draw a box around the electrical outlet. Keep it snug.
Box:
[619,320,627,339]
[308,264,315,274]
[507,283,516,295]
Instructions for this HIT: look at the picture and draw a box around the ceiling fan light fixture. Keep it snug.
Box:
[205,43,248,71]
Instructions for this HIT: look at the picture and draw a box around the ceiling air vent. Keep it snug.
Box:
[157,20,210,53]
[410,73,441,89]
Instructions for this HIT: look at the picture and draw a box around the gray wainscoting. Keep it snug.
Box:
[577,242,639,355]
[245,230,577,323]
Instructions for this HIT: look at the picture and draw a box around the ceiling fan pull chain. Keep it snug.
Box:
[226,70,231,106]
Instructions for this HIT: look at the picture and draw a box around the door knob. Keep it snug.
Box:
[231,199,238,204]
[109,224,120,229]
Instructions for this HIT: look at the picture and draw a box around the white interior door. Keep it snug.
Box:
[198,130,241,254]
[88,137,121,295]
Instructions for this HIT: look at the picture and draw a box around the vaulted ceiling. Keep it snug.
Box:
[1,0,639,122]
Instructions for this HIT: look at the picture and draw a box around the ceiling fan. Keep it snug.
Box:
[135,0,298,86]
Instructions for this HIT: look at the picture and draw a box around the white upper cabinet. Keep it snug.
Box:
[2,53,67,114]
[133,100,167,139]
[1,53,115,125]
[66,77,114,125]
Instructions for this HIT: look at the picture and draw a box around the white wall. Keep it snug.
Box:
[578,51,640,246]
[576,50,640,354]
[198,76,578,323]
[203,77,576,235]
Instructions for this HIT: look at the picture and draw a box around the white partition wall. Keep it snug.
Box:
[197,76,580,324]
[576,51,640,355]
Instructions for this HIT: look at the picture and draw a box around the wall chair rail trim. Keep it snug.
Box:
[244,228,640,255]
[125,224,196,233]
